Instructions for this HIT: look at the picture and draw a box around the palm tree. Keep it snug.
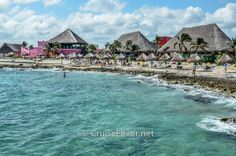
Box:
[105,42,110,49]
[51,42,61,57]
[131,44,140,52]
[190,38,208,62]
[125,40,133,50]
[108,40,122,54]
[153,35,161,48]
[227,38,236,62]
[190,38,208,52]
[29,45,34,49]
[174,33,192,54]
[86,44,97,53]
[22,41,28,48]
[42,43,51,57]
[114,40,122,53]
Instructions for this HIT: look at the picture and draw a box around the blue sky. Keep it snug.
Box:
[0,0,236,47]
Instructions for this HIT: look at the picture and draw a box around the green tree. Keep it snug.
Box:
[29,45,34,49]
[190,38,208,62]
[125,40,133,51]
[174,33,192,53]
[42,43,51,57]
[153,35,161,48]
[190,38,208,52]
[51,42,61,57]
[22,41,28,48]
[227,38,236,62]
[86,44,97,53]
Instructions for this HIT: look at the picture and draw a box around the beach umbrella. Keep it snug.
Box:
[84,53,95,66]
[217,54,234,73]
[58,53,65,64]
[136,53,147,61]
[147,53,157,61]
[84,53,95,59]
[170,52,178,58]
[159,53,171,61]
[77,53,83,58]
[94,53,100,59]
[117,53,126,60]
[171,53,184,62]
[68,53,77,59]
[187,54,201,62]
[5,52,14,57]
[101,54,109,59]
[137,53,148,67]
[217,54,234,65]
[147,53,157,68]
[117,53,126,66]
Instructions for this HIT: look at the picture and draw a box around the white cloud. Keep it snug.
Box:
[14,0,39,4]
[80,0,126,13]
[0,0,10,8]
[0,7,61,45]
[43,0,62,6]
[0,0,236,48]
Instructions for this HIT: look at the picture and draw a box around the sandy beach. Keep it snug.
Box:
[1,58,236,97]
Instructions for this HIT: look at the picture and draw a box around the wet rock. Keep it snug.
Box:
[221,117,236,123]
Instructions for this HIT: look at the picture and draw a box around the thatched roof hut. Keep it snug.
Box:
[217,54,234,64]
[49,28,87,45]
[116,31,156,52]
[158,23,232,53]
[0,43,22,54]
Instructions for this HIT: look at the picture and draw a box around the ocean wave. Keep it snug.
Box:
[197,116,236,136]
[132,74,236,109]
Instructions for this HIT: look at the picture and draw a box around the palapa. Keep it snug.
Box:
[137,53,148,61]
[147,53,157,61]
[187,54,201,62]
[159,53,171,61]
[217,54,234,64]
[158,23,233,53]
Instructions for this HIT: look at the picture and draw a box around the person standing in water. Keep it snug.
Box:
[63,71,66,78]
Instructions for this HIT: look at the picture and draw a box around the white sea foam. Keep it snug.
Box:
[132,74,236,109]
[197,116,236,136]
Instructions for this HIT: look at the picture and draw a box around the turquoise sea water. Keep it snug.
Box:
[0,69,236,156]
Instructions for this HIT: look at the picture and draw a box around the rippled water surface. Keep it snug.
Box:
[0,69,236,156]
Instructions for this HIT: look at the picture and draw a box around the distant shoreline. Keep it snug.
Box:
[1,62,236,98]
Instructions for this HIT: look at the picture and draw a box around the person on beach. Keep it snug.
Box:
[192,63,197,76]
[224,63,228,73]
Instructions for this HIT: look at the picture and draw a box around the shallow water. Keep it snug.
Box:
[0,69,236,156]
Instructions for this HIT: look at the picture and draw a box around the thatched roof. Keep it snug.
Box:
[187,54,201,62]
[84,53,95,59]
[158,23,232,53]
[49,28,87,44]
[159,53,171,61]
[171,53,184,62]
[117,53,126,60]
[0,43,22,53]
[217,54,234,64]
[117,31,156,52]
[137,53,148,61]
[147,53,157,61]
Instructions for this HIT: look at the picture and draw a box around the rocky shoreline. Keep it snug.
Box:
[1,63,236,97]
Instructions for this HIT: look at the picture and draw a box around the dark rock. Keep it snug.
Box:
[221,117,236,123]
